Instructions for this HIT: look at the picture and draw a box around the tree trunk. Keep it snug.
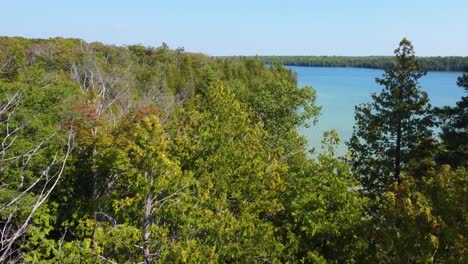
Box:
[394,120,402,183]
[91,141,100,252]
[91,126,100,219]
[143,171,153,264]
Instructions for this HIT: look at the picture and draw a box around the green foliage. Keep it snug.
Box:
[0,78,75,261]
[242,63,320,146]
[165,82,286,262]
[278,131,369,263]
[434,73,468,168]
[0,36,465,263]
[96,108,189,263]
[371,178,441,263]
[370,166,467,263]
[348,38,434,197]
[421,166,467,262]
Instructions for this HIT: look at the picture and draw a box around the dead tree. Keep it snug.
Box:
[0,92,74,262]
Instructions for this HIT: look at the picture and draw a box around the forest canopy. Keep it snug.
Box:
[0,36,466,263]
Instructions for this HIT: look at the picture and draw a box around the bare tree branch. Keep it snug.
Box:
[0,92,75,262]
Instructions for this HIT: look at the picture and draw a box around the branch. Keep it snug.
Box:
[153,184,189,206]
[0,130,74,262]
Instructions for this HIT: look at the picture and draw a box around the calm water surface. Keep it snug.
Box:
[288,66,465,155]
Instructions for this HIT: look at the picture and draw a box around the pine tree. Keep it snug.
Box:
[434,73,468,168]
[347,38,434,197]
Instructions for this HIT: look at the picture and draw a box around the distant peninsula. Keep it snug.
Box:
[249,56,468,72]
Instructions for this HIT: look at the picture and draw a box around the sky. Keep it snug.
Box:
[1,0,467,56]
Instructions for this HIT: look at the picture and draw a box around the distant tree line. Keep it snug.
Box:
[256,55,468,71]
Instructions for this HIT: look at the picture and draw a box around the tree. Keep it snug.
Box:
[434,73,468,168]
[347,38,434,197]
[93,108,189,263]
[278,131,369,262]
[368,166,467,263]
[0,85,73,262]
[164,82,286,262]
[243,62,319,147]
[370,177,440,263]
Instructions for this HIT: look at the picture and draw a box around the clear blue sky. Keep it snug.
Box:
[2,0,467,56]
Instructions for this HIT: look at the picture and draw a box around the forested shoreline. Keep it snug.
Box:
[256,55,468,71]
[0,36,466,263]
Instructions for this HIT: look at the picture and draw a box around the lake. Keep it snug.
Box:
[288,66,466,155]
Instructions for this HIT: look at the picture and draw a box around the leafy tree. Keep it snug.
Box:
[369,166,467,263]
[370,178,440,263]
[0,82,74,262]
[242,63,320,146]
[348,38,434,197]
[278,130,369,263]
[165,82,287,262]
[92,108,189,263]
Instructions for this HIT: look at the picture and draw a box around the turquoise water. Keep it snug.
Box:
[288,66,465,155]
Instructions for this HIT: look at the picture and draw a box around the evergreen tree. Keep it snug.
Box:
[434,73,468,168]
[347,38,434,197]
